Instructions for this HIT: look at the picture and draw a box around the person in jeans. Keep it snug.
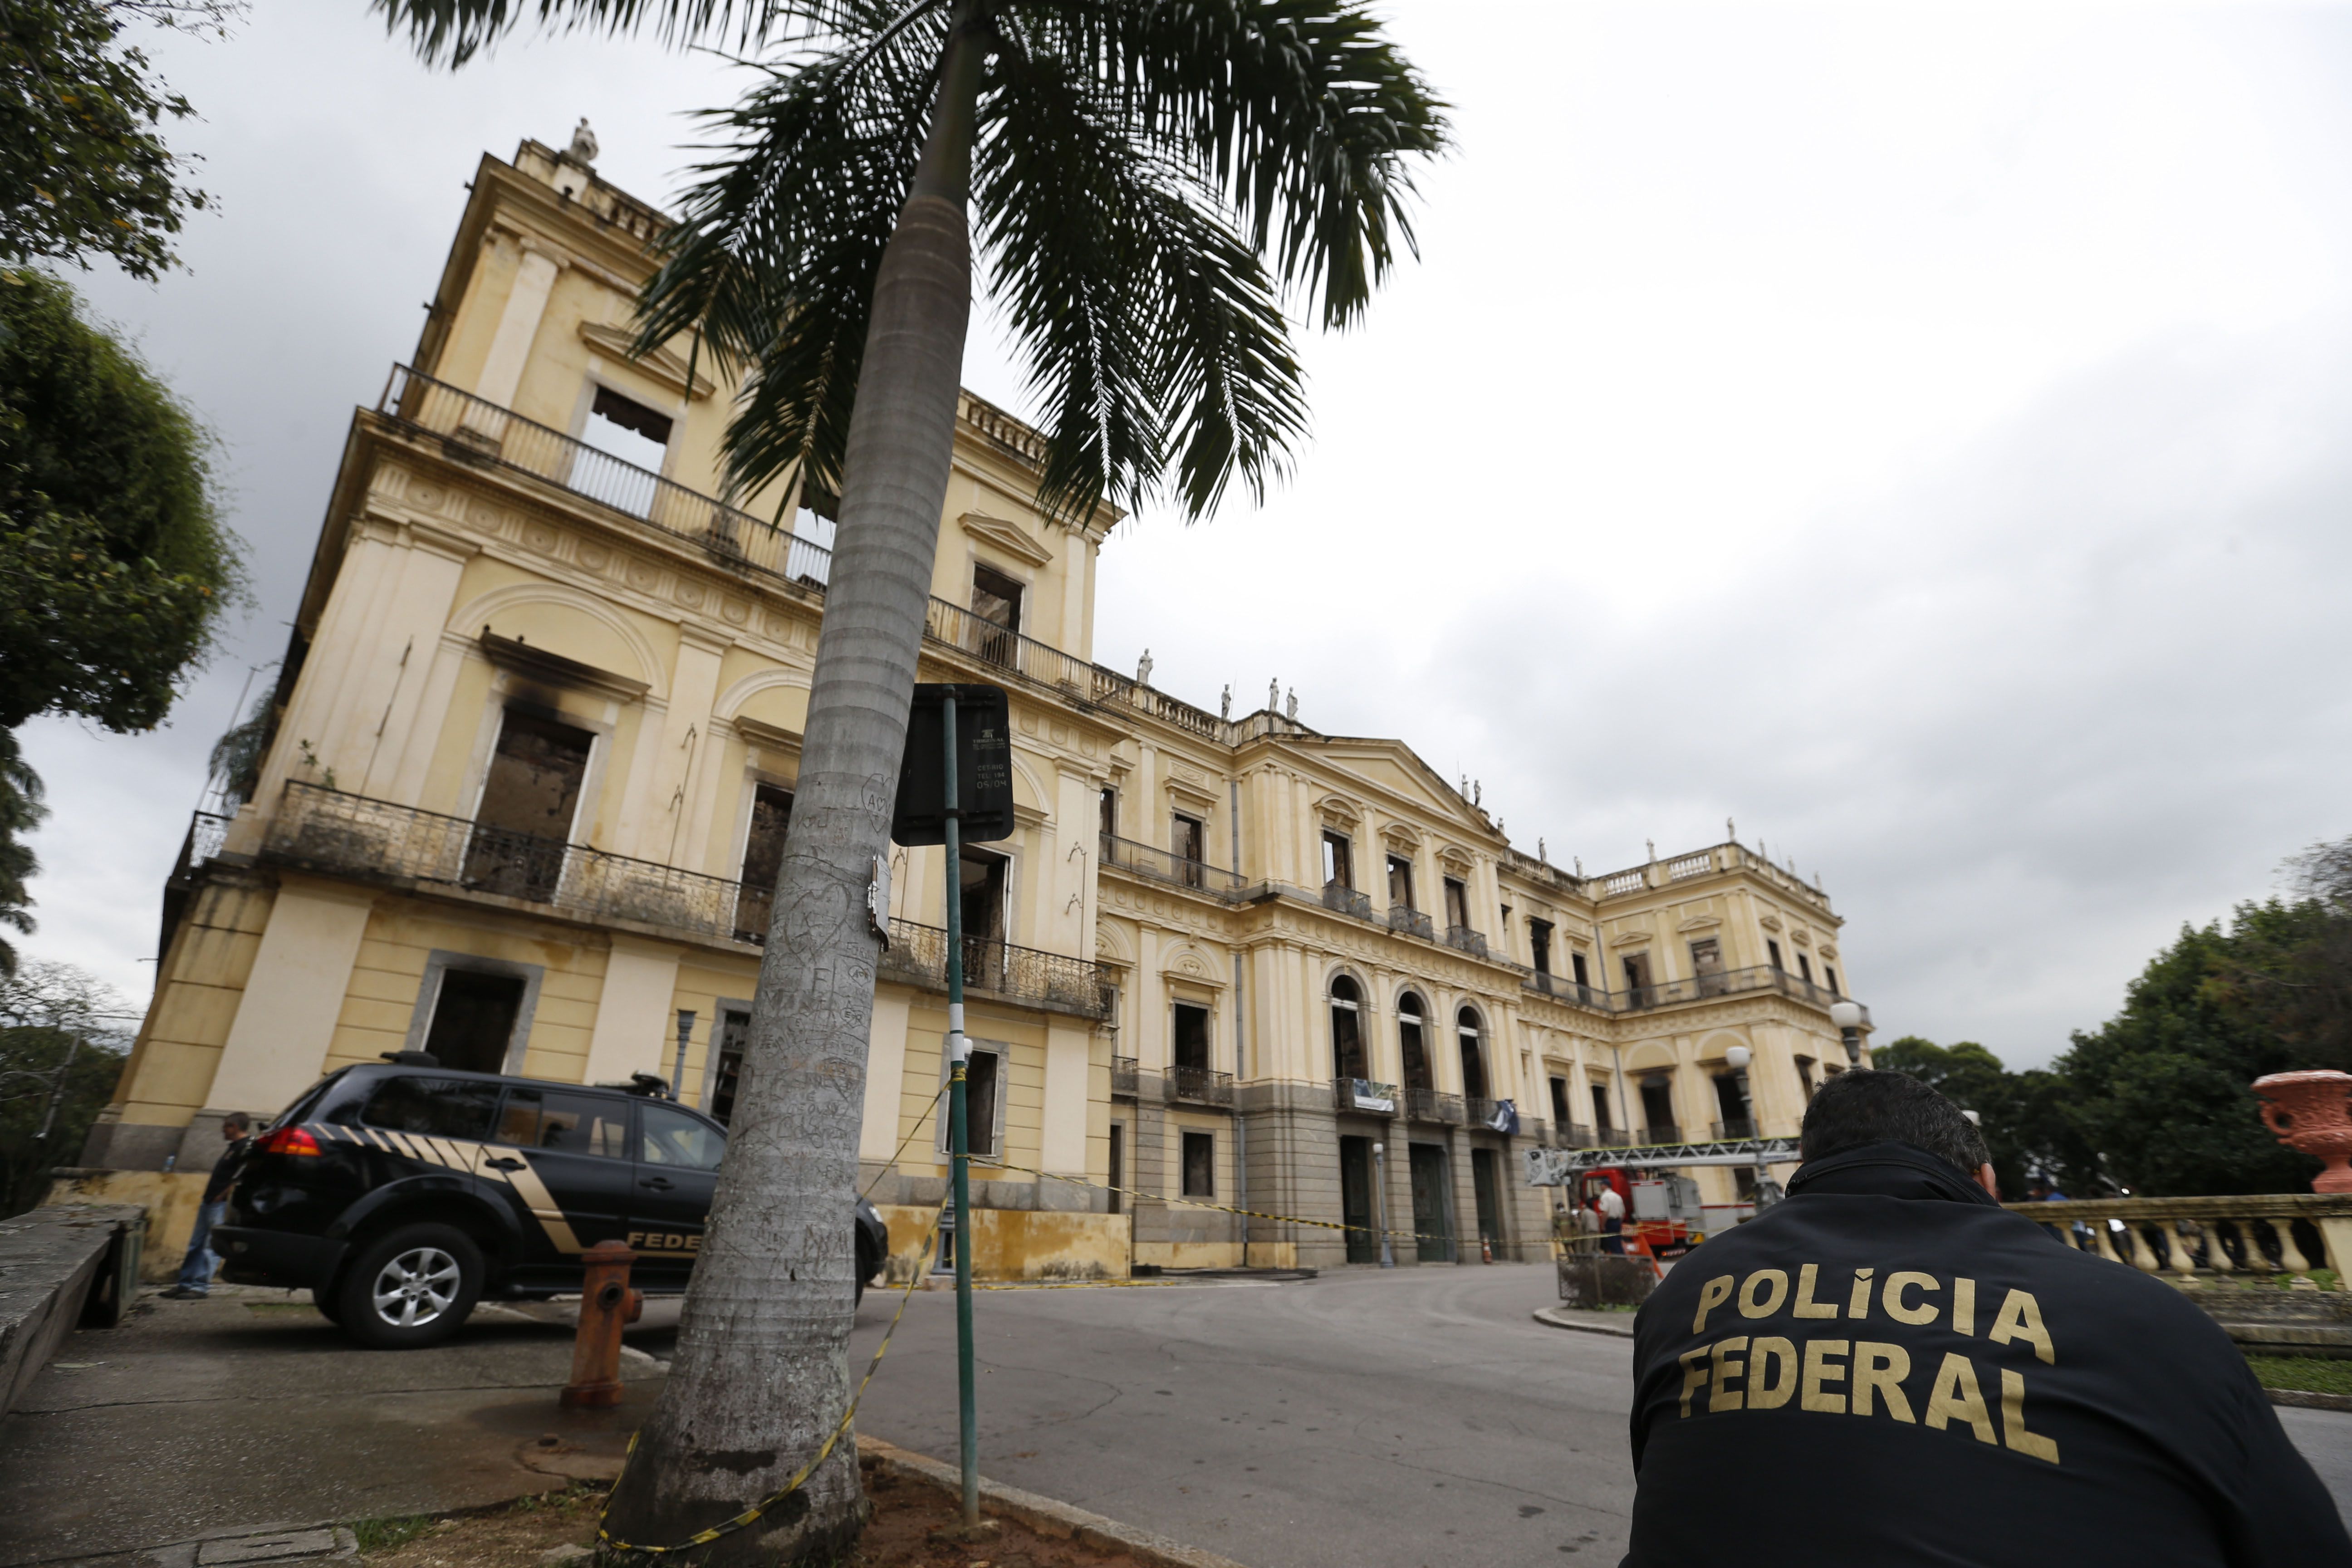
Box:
[161,1113,250,1300]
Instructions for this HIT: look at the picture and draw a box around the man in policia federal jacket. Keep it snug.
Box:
[1623,1070,2352,1567]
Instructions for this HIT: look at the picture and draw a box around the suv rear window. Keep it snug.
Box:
[640,1102,725,1171]
[497,1087,629,1158]
[363,1076,501,1139]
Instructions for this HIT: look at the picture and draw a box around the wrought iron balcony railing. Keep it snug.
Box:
[1520,971,1610,1013]
[1322,881,1373,921]
[1614,962,1867,1020]
[265,781,747,942]
[1387,906,1435,941]
[1644,1123,1683,1145]
[1710,1118,1758,1141]
[1444,925,1489,958]
[382,365,833,589]
[1166,1066,1235,1106]
[1097,832,1246,897]
[877,920,1109,1019]
[1111,1056,1141,1098]
[1403,1087,1464,1126]
[263,784,1107,1017]
[1553,1122,1596,1149]
[1464,1095,1506,1129]
[1333,1077,1399,1114]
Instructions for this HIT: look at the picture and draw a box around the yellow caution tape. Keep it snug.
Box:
[970,1156,1470,1251]
[595,1195,950,1555]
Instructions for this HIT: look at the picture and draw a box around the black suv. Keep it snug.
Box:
[215,1059,890,1348]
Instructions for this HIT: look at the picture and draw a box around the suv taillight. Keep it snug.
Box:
[257,1126,321,1157]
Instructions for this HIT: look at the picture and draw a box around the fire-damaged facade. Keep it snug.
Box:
[66,134,1872,1279]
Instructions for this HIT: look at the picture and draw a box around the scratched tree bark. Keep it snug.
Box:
[598,16,987,1563]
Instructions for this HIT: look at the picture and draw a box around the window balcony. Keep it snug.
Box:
[877,921,1111,1020]
[261,782,1107,1018]
[376,366,1221,742]
[1166,1066,1235,1106]
[1444,925,1489,959]
[1520,970,1610,1013]
[1111,1056,1142,1098]
[382,365,833,589]
[1403,1087,1464,1126]
[1333,1077,1399,1115]
[1643,1123,1684,1145]
[1098,832,1246,897]
[1322,881,1373,921]
[1387,906,1435,941]
[1464,1095,1506,1129]
[265,779,748,942]
[1553,1122,1596,1149]
[1710,1118,1759,1141]
[1593,1127,1635,1147]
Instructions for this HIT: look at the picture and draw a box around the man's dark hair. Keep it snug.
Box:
[221,1112,250,1133]
[1799,1069,1989,1175]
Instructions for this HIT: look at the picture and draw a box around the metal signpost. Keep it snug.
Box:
[892,683,1013,1532]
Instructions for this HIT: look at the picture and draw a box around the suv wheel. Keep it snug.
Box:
[338,1224,482,1348]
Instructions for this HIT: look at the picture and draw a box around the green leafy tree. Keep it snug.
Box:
[0,733,40,977]
[1871,1035,2099,1198]
[2059,912,2331,1196]
[0,268,241,732]
[0,959,132,1216]
[0,268,242,955]
[0,1,239,280]
[375,1,1444,1558]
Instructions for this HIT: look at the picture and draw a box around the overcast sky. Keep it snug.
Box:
[21,0,2352,1066]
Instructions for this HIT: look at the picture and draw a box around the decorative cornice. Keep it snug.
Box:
[578,321,716,401]
[478,630,648,701]
[957,510,1057,568]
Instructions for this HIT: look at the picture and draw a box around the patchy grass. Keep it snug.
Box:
[351,1515,436,1555]
[352,1465,1142,1568]
[2246,1356,2352,1396]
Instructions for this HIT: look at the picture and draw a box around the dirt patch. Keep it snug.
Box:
[355,1460,1135,1568]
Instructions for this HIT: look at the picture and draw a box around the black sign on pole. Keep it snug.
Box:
[892,683,1015,846]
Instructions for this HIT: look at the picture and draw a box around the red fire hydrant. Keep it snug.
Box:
[562,1240,643,1408]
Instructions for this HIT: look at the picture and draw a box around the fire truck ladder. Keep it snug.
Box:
[1522,1136,1803,1186]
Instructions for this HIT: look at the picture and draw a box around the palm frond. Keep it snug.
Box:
[367,0,853,64]
[975,41,1305,521]
[1014,0,1451,328]
[633,5,943,497]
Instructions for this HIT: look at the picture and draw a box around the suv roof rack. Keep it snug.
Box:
[596,1071,675,1099]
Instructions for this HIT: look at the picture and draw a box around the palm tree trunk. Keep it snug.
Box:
[601,10,987,1563]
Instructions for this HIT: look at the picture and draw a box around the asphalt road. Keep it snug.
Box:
[838,1264,2352,1568]
[8,1268,2352,1568]
[847,1265,1649,1568]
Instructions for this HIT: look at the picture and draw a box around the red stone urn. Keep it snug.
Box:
[2253,1070,2352,1193]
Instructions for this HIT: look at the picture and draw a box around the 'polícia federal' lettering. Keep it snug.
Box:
[1676,1334,2060,1463]
[1691,1269,2052,1363]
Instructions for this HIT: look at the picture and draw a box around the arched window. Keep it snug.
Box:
[1457,1006,1489,1100]
[1330,976,1367,1081]
[1398,990,1431,1091]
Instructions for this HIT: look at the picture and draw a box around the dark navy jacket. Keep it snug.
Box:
[1624,1143,2352,1566]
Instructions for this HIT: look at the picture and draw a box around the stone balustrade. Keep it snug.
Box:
[2013,1193,2352,1287]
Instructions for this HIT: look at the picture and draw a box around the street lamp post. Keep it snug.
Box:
[1829,1001,1866,1067]
[1373,1141,1395,1268]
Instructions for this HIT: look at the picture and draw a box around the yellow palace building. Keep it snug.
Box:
[64,134,1872,1279]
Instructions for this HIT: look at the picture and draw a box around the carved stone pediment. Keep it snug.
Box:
[958,511,1056,568]
[1318,794,1364,828]
[577,322,716,399]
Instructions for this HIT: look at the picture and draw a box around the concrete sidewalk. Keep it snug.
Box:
[0,1287,671,1568]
